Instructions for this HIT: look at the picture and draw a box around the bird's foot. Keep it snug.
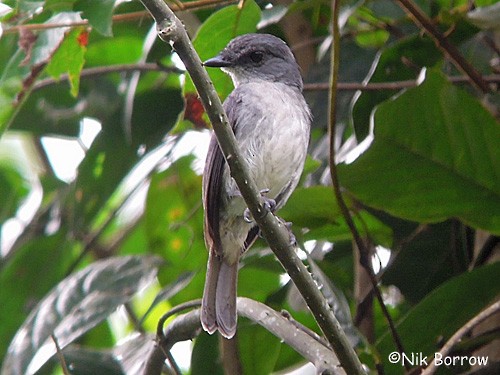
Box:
[282,219,296,246]
[243,188,276,223]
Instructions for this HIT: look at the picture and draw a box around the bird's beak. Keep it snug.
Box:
[203,55,232,68]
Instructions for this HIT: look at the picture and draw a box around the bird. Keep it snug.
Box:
[201,33,311,339]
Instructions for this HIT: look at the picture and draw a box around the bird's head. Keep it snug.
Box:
[203,33,303,90]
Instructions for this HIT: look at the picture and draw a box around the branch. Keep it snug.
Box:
[421,301,500,375]
[33,63,183,91]
[328,0,407,367]
[395,0,490,93]
[144,300,203,375]
[148,298,347,375]
[238,298,346,374]
[139,0,364,373]
[2,0,237,34]
[31,61,500,93]
[304,75,500,91]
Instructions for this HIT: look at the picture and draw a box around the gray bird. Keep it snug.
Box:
[201,33,311,339]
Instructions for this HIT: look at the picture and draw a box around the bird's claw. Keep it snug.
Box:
[282,219,296,246]
[263,197,277,213]
[243,208,253,223]
[243,188,276,223]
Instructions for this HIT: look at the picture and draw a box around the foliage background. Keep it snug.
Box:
[0,0,499,374]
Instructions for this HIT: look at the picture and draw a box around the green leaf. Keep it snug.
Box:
[280,186,342,227]
[75,0,115,37]
[0,234,78,365]
[280,186,393,247]
[355,29,390,48]
[45,27,87,97]
[351,36,442,139]
[85,36,143,66]
[339,70,500,235]
[0,77,21,134]
[71,83,181,225]
[0,162,29,224]
[382,221,469,303]
[191,333,223,375]
[239,324,281,375]
[144,155,206,297]
[1,255,162,375]
[140,272,195,324]
[376,262,500,375]
[52,345,123,375]
[239,266,280,302]
[31,12,82,65]
[9,81,88,137]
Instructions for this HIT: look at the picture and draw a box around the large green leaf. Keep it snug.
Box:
[0,234,77,365]
[191,333,223,375]
[144,155,206,300]
[382,221,469,303]
[339,70,500,235]
[45,26,87,96]
[75,0,115,37]
[30,12,82,66]
[51,333,156,374]
[1,255,162,375]
[280,186,393,247]
[70,82,182,226]
[377,261,500,375]
[0,11,82,133]
[0,162,29,225]
[350,36,442,140]
[239,324,282,375]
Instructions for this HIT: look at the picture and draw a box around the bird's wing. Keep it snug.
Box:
[202,132,225,255]
[202,91,261,255]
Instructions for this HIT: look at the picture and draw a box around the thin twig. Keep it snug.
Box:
[33,63,183,91]
[31,61,500,93]
[157,299,202,338]
[146,300,202,375]
[421,301,500,375]
[395,0,490,93]
[145,302,203,375]
[2,0,237,34]
[165,351,183,375]
[125,303,145,334]
[305,75,500,91]
[51,334,70,375]
[139,0,365,373]
[328,0,408,368]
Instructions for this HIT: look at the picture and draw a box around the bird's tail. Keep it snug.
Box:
[201,251,238,339]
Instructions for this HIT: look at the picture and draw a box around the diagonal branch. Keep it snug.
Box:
[139,0,365,374]
[395,0,490,93]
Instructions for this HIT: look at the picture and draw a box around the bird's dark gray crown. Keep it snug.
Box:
[205,33,303,90]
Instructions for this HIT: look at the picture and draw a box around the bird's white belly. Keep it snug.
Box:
[219,82,310,262]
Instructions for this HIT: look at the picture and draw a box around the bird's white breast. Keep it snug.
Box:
[224,81,310,214]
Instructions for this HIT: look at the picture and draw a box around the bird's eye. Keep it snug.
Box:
[249,51,263,63]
